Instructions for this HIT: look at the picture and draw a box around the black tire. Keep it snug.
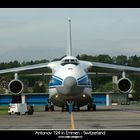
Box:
[17,112,20,115]
[27,105,34,115]
[62,107,66,112]
[93,104,96,111]
[45,105,49,111]
[87,105,90,111]
[9,113,11,115]
[77,107,80,111]
[50,105,54,111]
[73,107,80,112]
[87,104,92,111]
[87,104,96,111]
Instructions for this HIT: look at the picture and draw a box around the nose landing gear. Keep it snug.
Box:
[62,101,74,112]
[62,101,80,112]
[67,101,74,113]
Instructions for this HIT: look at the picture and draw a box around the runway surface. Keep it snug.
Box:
[0,105,140,130]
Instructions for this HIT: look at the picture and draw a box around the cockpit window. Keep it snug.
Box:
[65,59,69,63]
[61,59,79,66]
[71,59,75,63]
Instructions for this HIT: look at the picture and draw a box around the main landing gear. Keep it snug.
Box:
[86,97,96,111]
[45,101,54,111]
[87,103,96,111]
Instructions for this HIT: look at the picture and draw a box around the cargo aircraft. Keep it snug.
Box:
[1,18,140,111]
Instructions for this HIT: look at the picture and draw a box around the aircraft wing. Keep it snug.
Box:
[90,61,140,72]
[0,62,49,74]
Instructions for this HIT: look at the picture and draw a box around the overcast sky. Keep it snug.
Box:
[0,8,140,62]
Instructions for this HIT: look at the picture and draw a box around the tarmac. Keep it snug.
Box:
[0,105,140,130]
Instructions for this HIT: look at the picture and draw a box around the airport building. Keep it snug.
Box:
[93,92,129,106]
[0,92,129,107]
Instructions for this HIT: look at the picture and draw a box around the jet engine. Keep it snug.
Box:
[117,78,132,93]
[8,79,23,94]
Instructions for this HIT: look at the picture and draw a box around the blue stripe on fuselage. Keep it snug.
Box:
[77,75,87,81]
[77,75,91,86]
[53,75,63,81]
[49,76,63,87]
[49,74,91,88]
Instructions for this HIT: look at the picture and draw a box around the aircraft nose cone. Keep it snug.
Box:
[56,76,84,96]
[61,76,77,95]
[64,76,77,88]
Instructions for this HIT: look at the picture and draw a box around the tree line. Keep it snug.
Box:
[0,54,140,100]
[0,59,49,70]
[0,54,140,69]
[78,54,140,67]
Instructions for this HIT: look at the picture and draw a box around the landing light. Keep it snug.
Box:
[83,94,86,98]
[55,95,58,98]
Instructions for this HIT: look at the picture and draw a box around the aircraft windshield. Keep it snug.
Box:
[61,59,79,66]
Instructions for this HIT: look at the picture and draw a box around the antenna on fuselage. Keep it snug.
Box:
[67,17,72,56]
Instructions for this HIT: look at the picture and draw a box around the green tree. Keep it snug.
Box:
[116,55,127,65]
[33,81,46,93]
[128,55,140,67]
[0,88,5,94]
[97,55,112,63]
[133,76,140,100]
[95,81,117,92]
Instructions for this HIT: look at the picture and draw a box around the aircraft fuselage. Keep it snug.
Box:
[48,57,92,107]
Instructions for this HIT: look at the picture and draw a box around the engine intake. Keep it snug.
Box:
[117,78,132,93]
[8,80,23,94]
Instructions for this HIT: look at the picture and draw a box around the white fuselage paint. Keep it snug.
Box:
[47,56,93,107]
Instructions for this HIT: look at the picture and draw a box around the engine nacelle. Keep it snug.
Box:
[117,78,132,93]
[8,79,23,94]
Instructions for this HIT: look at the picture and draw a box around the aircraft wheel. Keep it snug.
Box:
[27,105,34,115]
[93,104,96,111]
[17,112,20,115]
[73,106,80,112]
[87,104,92,111]
[50,105,54,111]
[87,104,96,111]
[62,107,67,112]
[45,105,49,111]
